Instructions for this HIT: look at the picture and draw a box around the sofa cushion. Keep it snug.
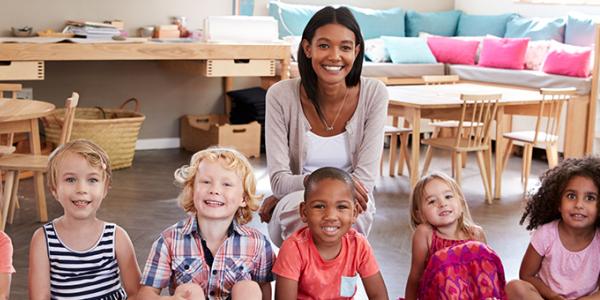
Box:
[457,13,516,37]
[364,38,390,62]
[382,36,437,64]
[525,40,552,70]
[448,64,591,95]
[268,1,320,37]
[505,16,565,42]
[565,12,600,46]
[282,35,302,61]
[427,36,480,65]
[286,62,445,78]
[478,37,529,70]
[542,41,592,78]
[349,6,405,39]
[405,10,462,37]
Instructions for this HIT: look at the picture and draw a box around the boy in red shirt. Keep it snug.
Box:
[273,167,388,299]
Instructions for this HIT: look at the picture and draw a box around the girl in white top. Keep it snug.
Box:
[506,157,600,300]
[259,6,388,247]
[29,140,141,300]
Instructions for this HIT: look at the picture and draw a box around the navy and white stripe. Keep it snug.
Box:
[44,222,126,300]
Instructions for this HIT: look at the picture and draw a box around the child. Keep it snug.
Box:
[0,231,15,300]
[273,167,388,300]
[506,157,600,300]
[29,139,141,300]
[138,147,275,300]
[405,172,506,300]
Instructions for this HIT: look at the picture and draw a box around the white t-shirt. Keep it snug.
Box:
[302,131,352,174]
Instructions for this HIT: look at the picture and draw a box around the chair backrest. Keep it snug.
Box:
[58,92,79,146]
[422,75,460,85]
[0,83,22,99]
[533,87,577,145]
[455,93,501,149]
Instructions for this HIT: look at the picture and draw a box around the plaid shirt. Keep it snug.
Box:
[141,214,275,299]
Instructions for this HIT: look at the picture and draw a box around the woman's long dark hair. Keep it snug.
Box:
[297,6,364,121]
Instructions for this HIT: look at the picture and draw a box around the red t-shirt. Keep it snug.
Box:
[273,227,380,299]
[0,232,14,273]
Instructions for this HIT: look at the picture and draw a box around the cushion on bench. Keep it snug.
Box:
[286,62,445,78]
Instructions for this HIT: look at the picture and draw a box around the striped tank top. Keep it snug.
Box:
[43,221,127,300]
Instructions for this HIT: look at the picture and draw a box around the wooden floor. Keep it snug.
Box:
[4,146,547,299]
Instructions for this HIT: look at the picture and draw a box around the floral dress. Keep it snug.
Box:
[417,230,507,300]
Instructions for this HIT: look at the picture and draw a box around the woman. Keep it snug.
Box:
[259,6,388,247]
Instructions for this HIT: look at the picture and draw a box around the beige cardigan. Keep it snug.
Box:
[265,77,388,199]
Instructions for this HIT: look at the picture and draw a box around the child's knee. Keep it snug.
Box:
[231,280,261,300]
[174,283,205,299]
[505,279,537,298]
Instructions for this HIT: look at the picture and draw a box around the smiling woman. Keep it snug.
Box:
[259,6,388,248]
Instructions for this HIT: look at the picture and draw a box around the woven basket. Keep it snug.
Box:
[43,98,145,170]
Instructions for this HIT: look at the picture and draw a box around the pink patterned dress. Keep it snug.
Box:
[417,230,507,300]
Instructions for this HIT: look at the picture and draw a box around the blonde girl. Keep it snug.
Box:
[29,139,140,300]
[404,172,505,300]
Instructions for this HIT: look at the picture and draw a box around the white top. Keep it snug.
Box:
[531,220,600,299]
[302,131,352,174]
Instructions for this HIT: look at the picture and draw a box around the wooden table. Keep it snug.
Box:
[0,98,55,226]
[387,82,586,199]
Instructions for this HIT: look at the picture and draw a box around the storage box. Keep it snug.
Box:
[202,59,275,77]
[0,61,44,80]
[180,114,261,158]
[204,16,278,42]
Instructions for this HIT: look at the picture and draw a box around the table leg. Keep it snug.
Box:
[389,117,399,176]
[29,119,48,222]
[409,108,421,187]
[494,107,508,200]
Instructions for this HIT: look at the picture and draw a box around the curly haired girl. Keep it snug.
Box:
[506,156,600,300]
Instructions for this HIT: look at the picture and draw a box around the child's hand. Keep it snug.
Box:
[259,195,279,223]
[170,290,192,300]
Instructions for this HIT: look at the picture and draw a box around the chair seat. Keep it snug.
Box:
[384,125,412,134]
[422,137,490,152]
[0,154,49,171]
[503,131,558,144]
[0,146,16,156]
[430,120,483,128]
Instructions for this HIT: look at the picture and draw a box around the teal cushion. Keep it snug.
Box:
[348,6,405,39]
[268,1,321,37]
[405,10,462,37]
[382,36,437,64]
[457,13,516,37]
[505,16,565,42]
[565,12,599,46]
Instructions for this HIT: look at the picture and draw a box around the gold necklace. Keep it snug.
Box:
[321,87,349,131]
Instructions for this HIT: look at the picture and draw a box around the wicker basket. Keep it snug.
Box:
[43,98,145,170]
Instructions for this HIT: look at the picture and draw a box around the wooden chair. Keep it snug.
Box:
[421,93,500,204]
[0,92,79,230]
[381,123,412,177]
[500,87,576,194]
[421,75,477,176]
[0,84,22,148]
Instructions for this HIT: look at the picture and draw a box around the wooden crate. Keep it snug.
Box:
[180,114,261,158]
[0,61,44,80]
[202,59,275,77]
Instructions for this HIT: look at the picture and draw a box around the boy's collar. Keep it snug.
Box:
[182,214,241,237]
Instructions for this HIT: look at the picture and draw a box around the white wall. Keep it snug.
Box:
[455,0,600,16]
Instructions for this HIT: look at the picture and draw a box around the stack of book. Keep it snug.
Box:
[63,20,120,39]
[154,25,180,38]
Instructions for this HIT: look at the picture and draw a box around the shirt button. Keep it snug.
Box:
[210,291,216,296]
[212,270,217,275]
[184,265,189,270]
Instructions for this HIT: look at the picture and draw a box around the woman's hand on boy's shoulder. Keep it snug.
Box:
[258,195,279,223]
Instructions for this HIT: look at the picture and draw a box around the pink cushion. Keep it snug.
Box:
[478,37,529,69]
[427,36,480,65]
[542,42,592,77]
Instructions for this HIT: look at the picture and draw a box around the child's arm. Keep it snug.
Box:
[137,286,193,300]
[115,226,141,300]
[362,271,389,300]
[29,228,51,300]
[0,273,10,300]
[275,276,298,300]
[404,225,430,300]
[519,243,565,300]
[259,282,271,300]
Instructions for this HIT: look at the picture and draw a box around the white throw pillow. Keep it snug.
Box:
[282,35,302,62]
[364,38,390,63]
